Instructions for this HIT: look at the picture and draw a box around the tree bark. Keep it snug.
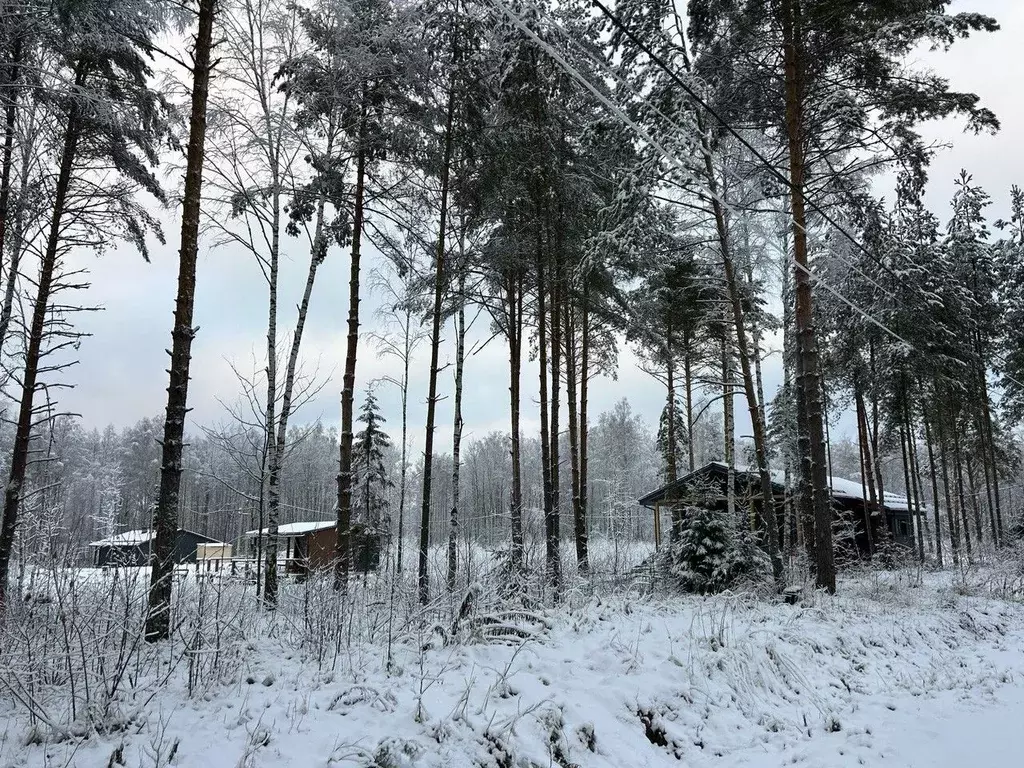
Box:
[782,0,834,592]
[565,285,587,572]
[417,73,457,604]
[334,107,368,595]
[447,267,466,593]
[0,34,23,352]
[923,409,943,567]
[146,0,217,642]
[507,271,525,574]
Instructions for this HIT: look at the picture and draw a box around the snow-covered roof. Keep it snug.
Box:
[827,475,919,512]
[641,461,922,512]
[244,520,336,537]
[89,529,154,547]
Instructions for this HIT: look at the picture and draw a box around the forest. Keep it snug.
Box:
[2,0,1024,765]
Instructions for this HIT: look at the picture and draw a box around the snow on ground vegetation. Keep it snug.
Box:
[3,559,1024,767]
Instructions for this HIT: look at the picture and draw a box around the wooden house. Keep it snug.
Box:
[244,520,381,577]
[637,461,916,557]
[89,528,222,567]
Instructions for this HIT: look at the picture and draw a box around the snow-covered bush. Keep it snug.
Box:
[667,505,768,594]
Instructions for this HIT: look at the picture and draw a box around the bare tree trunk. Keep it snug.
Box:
[0,34,23,352]
[535,228,555,589]
[722,335,736,520]
[854,386,873,557]
[396,303,412,574]
[447,267,465,593]
[507,272,524,574]
[951,420,972,560]
[965,454,985,551]
[264,172,330,604]
[261,195,280,605]
[937,396,961,565]
[146,0,217,642]
[923,409,943,567]
[565,287,587,572]
[855,384,878,548]
[782,0,834,593]
[904,396,926,562]
[334,108,368,595]
[578,281,590,568]
[417,75,457,605]
[548,239,562,594]
[0,92,81,616]
[683,332,695,473]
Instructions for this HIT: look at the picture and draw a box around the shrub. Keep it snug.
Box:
[667,505,768,594]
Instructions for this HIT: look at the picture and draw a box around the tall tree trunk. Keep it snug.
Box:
[265,173,330,604]
[666,325,682,542]
[146,0,217,642]
[261,194,280,605]
[855,384,875,557]
[722,335,736,520]
[937,404,961,566]
[334,108,368,595]
[683,331,695,473]
[0,35,23,352]
[0,93,81,616]
[578,280,590,568]
[417,75,457,604]
[548,242,562,594]
[507,272,524,574]
[396,303,412,574]
[978,373,1003,543]
[903,394,926,563]
[951,420,972,560]
[447,267,466,593]
[565,287,586,572]
[535,226,555,590]
[965,454,985,551]
[782,0,834,592]
[923,409,943,567]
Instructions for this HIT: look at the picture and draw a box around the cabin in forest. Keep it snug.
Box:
[637,461,916,558]
[243,520,381,577]
[89,528,222,567]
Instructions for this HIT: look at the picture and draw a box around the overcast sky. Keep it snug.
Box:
[57,0,1024,453]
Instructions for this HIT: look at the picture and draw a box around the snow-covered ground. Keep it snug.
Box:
[3,568,1024,767]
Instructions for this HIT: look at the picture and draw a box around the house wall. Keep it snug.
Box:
[307,526,338,571]
[95,543,149,567]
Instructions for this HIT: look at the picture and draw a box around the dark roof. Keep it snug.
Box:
[638,461,916,515]
[638,462,784,508]
[89,528,222,547]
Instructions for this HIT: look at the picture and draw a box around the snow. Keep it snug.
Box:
[4,569,1024,767]
[706,461,920,512]
[243,520,336,537]
[87,529,155,546]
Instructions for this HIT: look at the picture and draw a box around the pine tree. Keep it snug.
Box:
[352,390,393,537]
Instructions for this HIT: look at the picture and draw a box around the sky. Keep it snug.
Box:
[57,0,1024,454]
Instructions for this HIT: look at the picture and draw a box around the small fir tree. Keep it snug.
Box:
[353,390,393,535]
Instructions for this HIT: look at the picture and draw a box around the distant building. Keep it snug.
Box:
[243,520,381,577]
[638,461,917,557]
[89,528,222,567]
